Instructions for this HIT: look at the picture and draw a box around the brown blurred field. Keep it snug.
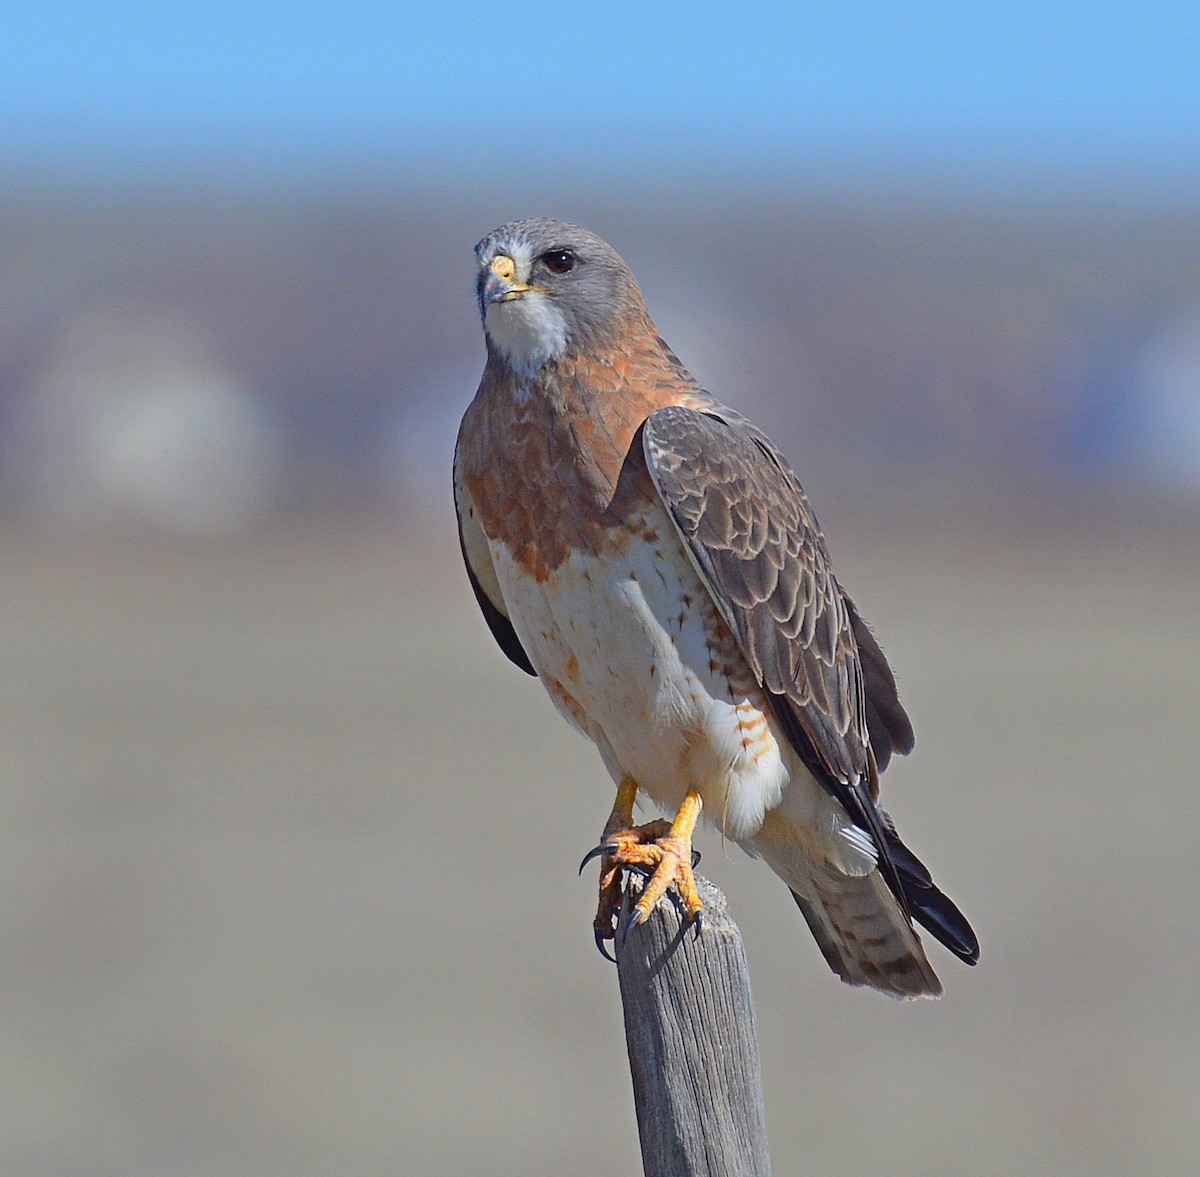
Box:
[2,513,1198,1177]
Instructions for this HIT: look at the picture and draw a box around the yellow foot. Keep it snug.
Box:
[580,784,704,958]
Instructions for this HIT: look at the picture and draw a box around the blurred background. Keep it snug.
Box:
[3,3,1198,1174]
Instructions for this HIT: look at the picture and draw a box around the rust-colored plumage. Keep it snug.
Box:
[457,323,710,582]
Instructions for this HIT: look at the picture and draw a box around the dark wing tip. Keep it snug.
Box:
[884,819,980,965]
[912,890,981,966]
[843,588,915,768]
[463,557,536,676]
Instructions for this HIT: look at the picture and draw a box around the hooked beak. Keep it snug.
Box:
[481,254,547,305]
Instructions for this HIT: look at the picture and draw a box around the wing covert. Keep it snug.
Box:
[641,405,925,903]
[642,404,881,785]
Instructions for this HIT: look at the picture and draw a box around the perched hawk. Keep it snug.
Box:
[454,219,978,997]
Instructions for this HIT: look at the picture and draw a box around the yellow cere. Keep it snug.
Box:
[490,254,516,282]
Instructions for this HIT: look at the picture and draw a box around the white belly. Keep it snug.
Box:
[490,500,791,841]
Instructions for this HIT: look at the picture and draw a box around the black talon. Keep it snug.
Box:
[594,927,617,964]
[618,903,646,945]
[578,842,619,874]
[692,911,703,940]
[691,849,701,868]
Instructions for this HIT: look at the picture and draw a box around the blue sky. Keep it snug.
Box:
[4,1,1199,193]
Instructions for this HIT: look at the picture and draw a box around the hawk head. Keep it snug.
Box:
[475,218,647,375]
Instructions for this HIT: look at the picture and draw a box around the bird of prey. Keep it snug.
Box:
[454,218,978,997]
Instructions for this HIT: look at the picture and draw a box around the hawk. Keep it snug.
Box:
[454,218,978,997]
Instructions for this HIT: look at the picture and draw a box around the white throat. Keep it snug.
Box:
[484,295,569,377]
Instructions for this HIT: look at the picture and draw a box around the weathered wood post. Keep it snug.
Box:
[615,874,773,1177]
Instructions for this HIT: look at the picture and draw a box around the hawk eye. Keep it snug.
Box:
[540,249,576,275]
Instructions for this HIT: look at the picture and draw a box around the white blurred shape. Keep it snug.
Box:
[12,305,280,531]
[1132,304,1200,494]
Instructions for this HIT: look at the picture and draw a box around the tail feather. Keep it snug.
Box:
[752,817,944,998]
[752,798,978,997]
[788,866,944,999]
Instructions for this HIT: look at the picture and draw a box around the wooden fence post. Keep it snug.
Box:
[615,874,773,1177]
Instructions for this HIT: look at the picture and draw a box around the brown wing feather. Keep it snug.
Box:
[642,404,911,900]
[642,405,909,783]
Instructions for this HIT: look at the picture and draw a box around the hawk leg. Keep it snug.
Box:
[583,780,704,955]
